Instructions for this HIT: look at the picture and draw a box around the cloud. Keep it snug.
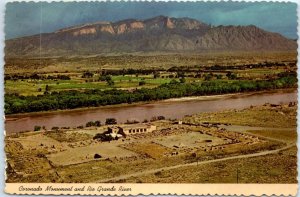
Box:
[5,2,297,39]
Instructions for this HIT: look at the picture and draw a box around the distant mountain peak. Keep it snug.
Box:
[55,16,209,36]
[5,16,297,57]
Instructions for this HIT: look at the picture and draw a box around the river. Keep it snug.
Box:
[5,89,297,134]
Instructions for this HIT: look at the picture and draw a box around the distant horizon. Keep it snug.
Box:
[5,2,297,40]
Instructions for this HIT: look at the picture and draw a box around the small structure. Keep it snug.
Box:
[106,126,124,138]
[107,124,156,136]
[159,71,177,78]
[173,120,183,125]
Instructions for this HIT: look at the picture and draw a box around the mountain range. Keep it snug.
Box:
[5,16,297,57]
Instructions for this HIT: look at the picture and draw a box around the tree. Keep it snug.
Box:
[204,73,213,81]
[34,125,41,131]
[105,75,114,86]
[94,120,101,127]
[86,121,95,127]
[82,71,94,78]
[157,115,165,120]
[4,73,297,115]
[51,127,59,131]
[170,79,179,84]
[105,118,117,125]
[216,74,222,79]
[139,80,146,86]
[107,79,114,86]
[45,85,51,92]
[99,75,106,81]
[179,77,186,83]
[226,72,237,80]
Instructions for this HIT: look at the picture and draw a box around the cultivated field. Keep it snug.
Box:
[5,52,297,96]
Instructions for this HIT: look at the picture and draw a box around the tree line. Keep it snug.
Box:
[5,73,70,81]
[5,75,297,114]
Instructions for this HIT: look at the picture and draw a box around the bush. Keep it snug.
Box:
[150,116,157,122]
[94,154,102,159]
[125,119,139,124]
[94,120,101,127]
[86,121,95,127]
[34,125,41,131]
[179,77,186,83]
[107,79,114,86]
[157,116,165,120]
[154,171,162,177]
[86,120,101,127]
[169,79,179,84]
[139,80,146,86]
[51,126,59,131]
[204,73,213,81]
[226,72,237,80]
[77,125,84,129]
[105,118,117,125]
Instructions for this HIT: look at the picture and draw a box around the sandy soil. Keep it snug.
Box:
[47,140,138,166]
[154,132,225,149]
[11,133,68,151]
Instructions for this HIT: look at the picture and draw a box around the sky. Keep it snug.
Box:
[5,1,298,40]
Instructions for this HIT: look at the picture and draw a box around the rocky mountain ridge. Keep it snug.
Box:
[5,16,296,57]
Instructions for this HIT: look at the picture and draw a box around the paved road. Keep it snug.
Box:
[97,128,294,183]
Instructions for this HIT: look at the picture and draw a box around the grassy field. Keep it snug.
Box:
[247,129,297,142]
[5,51,297,73]
[184,104,297,128]
[5,74,177,96]
[5,69,294,96]
[124,123,297,183]
[124,146,297,183]
[4,51,297,96]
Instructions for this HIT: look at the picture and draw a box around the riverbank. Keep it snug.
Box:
[5,103,297,183]
[5,75,297,115]
[5,89,297,134]
[5,88,297,120]
[163,88,296,102]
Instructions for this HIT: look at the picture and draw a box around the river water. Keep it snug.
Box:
[5,89,297,134]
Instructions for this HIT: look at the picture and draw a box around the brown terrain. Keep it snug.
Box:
[5,16,296,57]
[5,102,297,183]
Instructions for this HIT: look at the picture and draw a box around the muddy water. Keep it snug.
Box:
[5,89,297,134]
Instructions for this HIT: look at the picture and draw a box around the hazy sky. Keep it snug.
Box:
[5,2,297,39]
